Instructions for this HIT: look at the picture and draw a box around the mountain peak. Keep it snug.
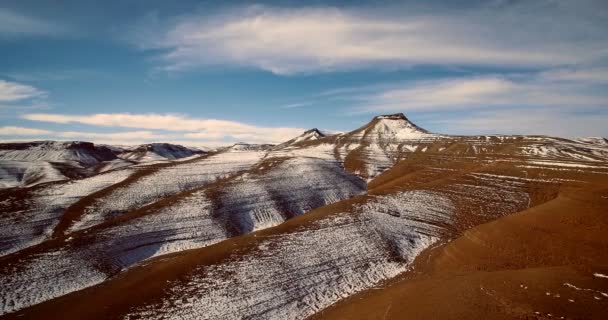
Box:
[364,113,430,138]
[373,113,408,121]
[303,128,324,136]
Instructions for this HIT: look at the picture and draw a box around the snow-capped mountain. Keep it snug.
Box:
[0,141,118,188]
[275,128,327,148]
[118,143,204,162]
[0,142,206,189]
[224,142,275,151]
[0,141,117,165]
[1,114,607,320]
[577,136,608,146]
[270,113,608,180]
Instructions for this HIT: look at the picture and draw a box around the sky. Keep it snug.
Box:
[1,0,607,147]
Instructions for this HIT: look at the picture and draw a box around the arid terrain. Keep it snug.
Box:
[1,114,607,319]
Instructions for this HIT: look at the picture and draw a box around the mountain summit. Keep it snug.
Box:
[372,113,408,120]
[367,113,429,137]
[276,128,327,148]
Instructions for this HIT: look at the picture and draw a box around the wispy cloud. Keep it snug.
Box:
[0,80,46,102]
[0,8,66,37]
[57,130,170,141]
[141,2,608,74]
[21,113,305,144]
[349,68,608,114]
[3,69,109,83]
[279,102,314,109]
[0,126,250,147]
[539,68,608,83]
[328,67,608,137]
[427,109,608,138]
[0,126,52,136]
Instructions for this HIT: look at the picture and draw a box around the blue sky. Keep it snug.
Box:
[1,0,608,146]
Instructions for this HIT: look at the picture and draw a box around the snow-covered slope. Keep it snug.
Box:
[275,128,326,148]
[268,113,439,180]
[0,160,66,189]
[0,141,116,165]
[119,143,203,162]
[577,136,608,146]
[1,113,608,319]
[0,141,118,189]
[215,157,366,233]
[269,113,608,180]
[224,142,274,152]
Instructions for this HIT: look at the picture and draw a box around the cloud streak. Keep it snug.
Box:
[426,109,608,138]
[330,67,608,137]
[0,126,52,136]
[0,80,45,102]
[21,113,305,144]
[347,67,608,114]
[0,8,66,37]
[143,2,608,74]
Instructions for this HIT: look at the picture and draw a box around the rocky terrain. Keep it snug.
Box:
[1,113,607,319]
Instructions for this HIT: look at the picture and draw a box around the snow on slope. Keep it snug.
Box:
[519,137,608,162]
[93,192,225,271]
[0,160,66,188]
[0,141,118,189]
[119,143,202,162]
[268,113,439,180]
[77,157,365,272]
[275,128,326,149]
[0,193,219,316]
[69,149,267,232]
[86,157,365,270]
[0,248,107,316]
[0,154,367,315]
[365,113,430,141]
[124,191,454,320]
[95,159,136,173]
[0,175,217,316]
[217,157,366,234]
[0,141,116,165]
[0,168,134,257]
[577,137,608,146]
[267,143,337,162]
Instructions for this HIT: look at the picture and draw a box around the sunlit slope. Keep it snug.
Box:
[317,184,608,320]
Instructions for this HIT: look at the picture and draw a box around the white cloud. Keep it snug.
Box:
[58,130,171,140]
[0,8,65,36]
[144,3,608,74]
[0,126,52,136]
[427,109,608,138]
[0,80,45,102]
[279,102,314,109]
[21,113,305,144]
[351,73,608,113]
[539,68,608,83]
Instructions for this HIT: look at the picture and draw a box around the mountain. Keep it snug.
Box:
[0,141,116,165]
[0,142,208,189]
[275,128,327,148]
[578,136,608,146]
[0,141,117,188]
[118,143,204,162]
[224,142,275,151]
[0,114,607,320]
[271,113,608,180]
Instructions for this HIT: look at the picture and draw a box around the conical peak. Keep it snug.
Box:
[365,112,430,136]
[302,128,325,137]
[372,113,408,121]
